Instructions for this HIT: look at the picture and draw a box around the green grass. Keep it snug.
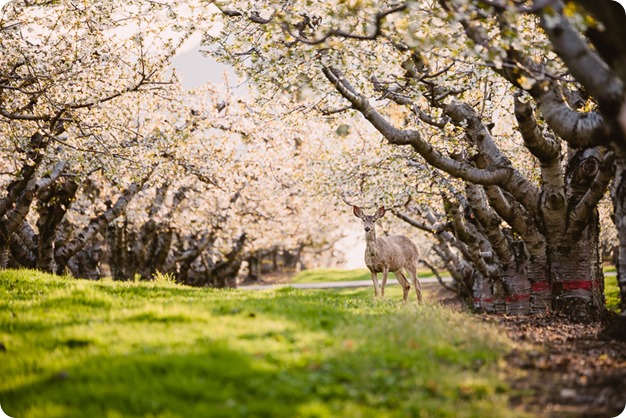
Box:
[0,269,521,418]
[290,268,372,283]
[605,275,620,313]
[291,268,442,284]
[603,265,616,274]
[294,268,622,312]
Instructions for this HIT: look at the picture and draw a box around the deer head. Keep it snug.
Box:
[353,206,385,233]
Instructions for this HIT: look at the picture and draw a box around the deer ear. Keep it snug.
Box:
[353,206,364,219]
[375,206,386,219]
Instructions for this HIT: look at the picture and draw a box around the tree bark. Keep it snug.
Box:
[36,176,78,272]
[55,182,142,274]
[612,155,626,313]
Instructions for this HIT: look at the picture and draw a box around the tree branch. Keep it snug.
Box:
[393,210,446,234]
[444,100,541,215]
[441,0,614,147]
[280,4,407,45]
[537,1,624,115]
[465,183,514,265]
[322,66,513,185]
[569,150,615,234]
[514,91,560,161]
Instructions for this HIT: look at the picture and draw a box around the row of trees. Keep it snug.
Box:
[205,0,626,321]
[2,0,625,323]
[0,1,350,287]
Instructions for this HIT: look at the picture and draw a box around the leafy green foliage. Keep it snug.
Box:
[1,269,522,418]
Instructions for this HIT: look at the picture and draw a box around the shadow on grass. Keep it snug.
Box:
[3,343,294,418]
[1,333,508,418]
[1,273,515,418]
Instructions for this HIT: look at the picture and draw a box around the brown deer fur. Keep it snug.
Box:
[353,206,422,302]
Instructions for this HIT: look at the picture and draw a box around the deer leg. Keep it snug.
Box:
[381,269,389,298]
[370,271,380,297]
[409,268,422,302]
[395,270,410,302]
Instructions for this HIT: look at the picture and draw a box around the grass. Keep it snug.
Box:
[294,268,622,312]
[290,268,442,284]
[605,275,620,313]
[0,269,521,418]
[603,265,616,274]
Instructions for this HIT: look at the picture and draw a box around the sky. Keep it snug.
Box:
[170,33,240,91]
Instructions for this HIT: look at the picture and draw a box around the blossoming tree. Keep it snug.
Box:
[204,0,623,320]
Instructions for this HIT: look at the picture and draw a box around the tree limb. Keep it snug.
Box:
[569,150,615,234]
[322,66,513,185]
[537,1,624,115]
[441,0,615,147]
[514,92,560,161]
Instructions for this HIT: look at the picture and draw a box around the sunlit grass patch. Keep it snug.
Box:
[1,269,524,418]
[605,275,620,313]
[290,268,372,283]
[291,267,444,283]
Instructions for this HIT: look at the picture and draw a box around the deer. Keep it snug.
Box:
[353,206,422,303]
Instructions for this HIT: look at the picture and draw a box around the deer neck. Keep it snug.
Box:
[365,228,378,250]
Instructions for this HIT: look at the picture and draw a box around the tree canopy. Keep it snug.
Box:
[1,0,625,321]
[203,0,626,319]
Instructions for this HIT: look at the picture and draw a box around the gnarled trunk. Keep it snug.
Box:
[548,220,604,321]
[611,156,626,313]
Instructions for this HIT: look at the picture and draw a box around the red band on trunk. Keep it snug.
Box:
[562,280,593,291]
[506,293,531,302]
[531,281,550,292]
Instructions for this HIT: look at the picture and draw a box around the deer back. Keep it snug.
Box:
[365,235,419,273]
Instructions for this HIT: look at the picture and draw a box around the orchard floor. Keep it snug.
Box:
[435,285,626,417]
[256,275,626,416]
[497,315,626,418]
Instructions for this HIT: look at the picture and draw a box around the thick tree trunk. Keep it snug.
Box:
[611,157,626,313]
[430,242,476,308]
[0,160,66,269]
[175,233,214,283]
[246,253,261,282]
[0,133,49,218]
[527,251,552,314]
[106,219,131,281]
[36,177,78,273]
[8,226,36,268]
[55,182,141,274]
[472,270,495,313]
[153,228,174,274]
[208,233,246,288]
[541,148,608,321]
[549,224,604,321]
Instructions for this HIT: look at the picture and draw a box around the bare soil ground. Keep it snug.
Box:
[496,315,626,418]
[435,286,626,418]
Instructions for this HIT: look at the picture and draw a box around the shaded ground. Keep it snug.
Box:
[437,288,626,417]
[494,315,626,418]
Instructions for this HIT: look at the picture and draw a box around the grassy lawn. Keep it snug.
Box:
[294,268,621,313]
[605,275,620,312]
[0,269,521,418]
[290,268,442,284]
